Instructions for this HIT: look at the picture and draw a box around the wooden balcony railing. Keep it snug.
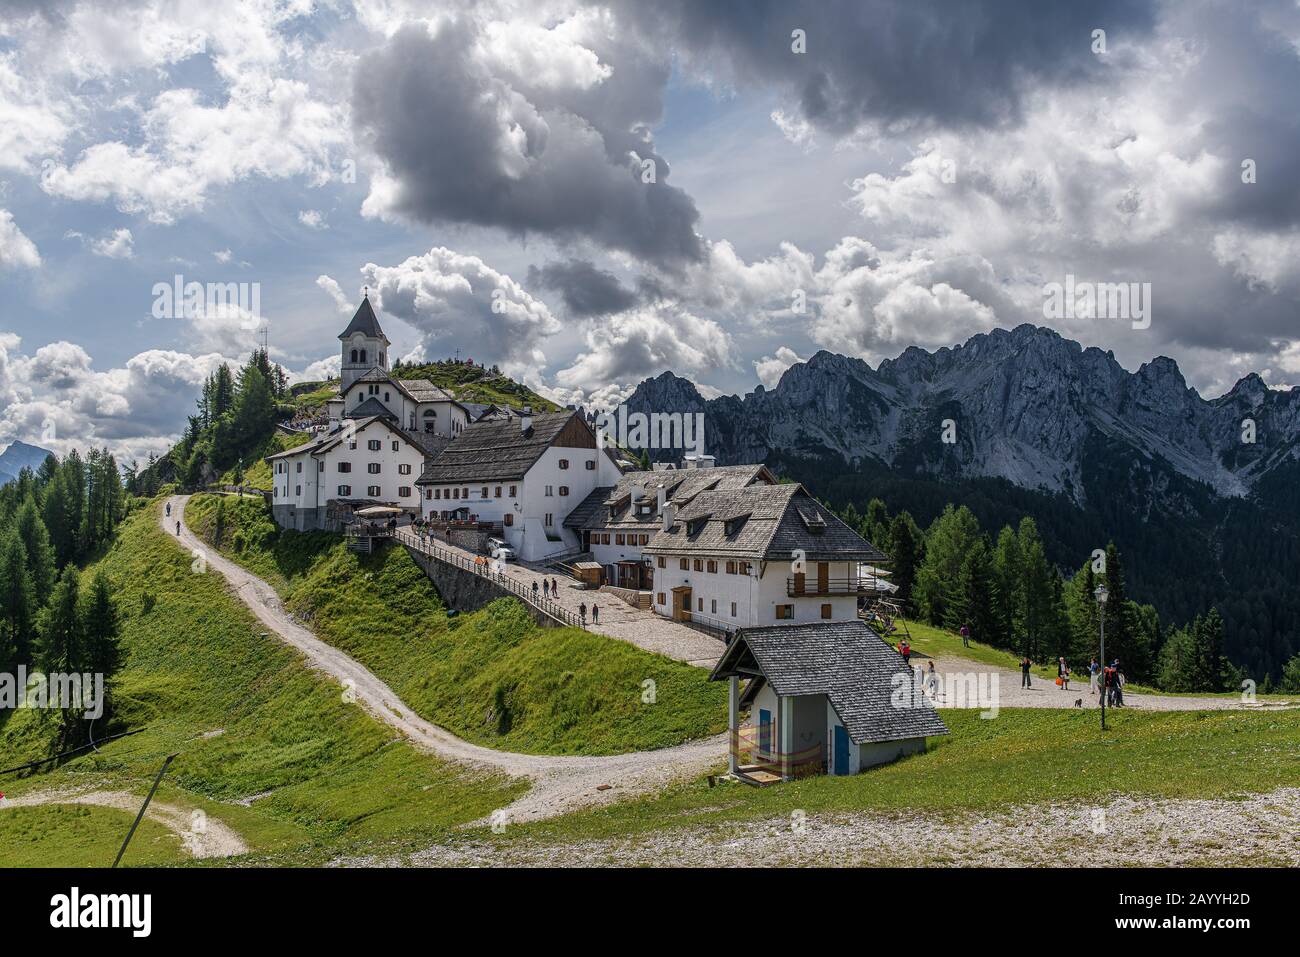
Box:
[786,576,864,597]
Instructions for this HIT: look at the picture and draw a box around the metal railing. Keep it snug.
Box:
[395,528,586,630]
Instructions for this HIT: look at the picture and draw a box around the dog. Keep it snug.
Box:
[1073,698,1083,708]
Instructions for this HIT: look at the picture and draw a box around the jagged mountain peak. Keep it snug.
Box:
[622,324,1294,502]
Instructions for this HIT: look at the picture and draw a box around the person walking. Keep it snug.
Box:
[1088,657,1100,696]
[175,520,181,536]
[1111,659,1124,707]
[926,660,939,699]
[899,639,911,666]
[551,577,559,596]
[1020,656,1032,688]
[592,604,600,625]
[579,602,587,626]
[959,623,970,648]
[542,579,550,598]
[531,580,539,599]
[1058,657,1070,691]
[166,502,171,517]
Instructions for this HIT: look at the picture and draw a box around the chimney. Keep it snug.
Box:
[631,482,645,503]
[656,486,667,511]
[520,405,532,433]
[661,502,676,532]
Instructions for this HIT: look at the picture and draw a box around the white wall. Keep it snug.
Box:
[649,556,859,628]
[271,420,424,514]
[419,443,604,561]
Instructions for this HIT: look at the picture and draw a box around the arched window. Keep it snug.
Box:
[359,349,367,364]
[350,349,358,363]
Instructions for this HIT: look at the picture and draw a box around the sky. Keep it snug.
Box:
[2,0,1300,464]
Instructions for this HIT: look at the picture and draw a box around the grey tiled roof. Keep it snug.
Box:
[397,378,455,402]
[642,482,886,562]
[711,620,949,745]
[346,396,397,419]
[415,411,580,484]
[265,415,415,460]
[563,464,775,530]
[338,296,387,340]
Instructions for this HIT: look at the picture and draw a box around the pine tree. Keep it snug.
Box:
[80,570,122,717]
[37,568,82,675]
[865,498,889,550]
[990,525,1022,650]
[914,505,981,626]
[1016,518,1055,660]
[14,496,56,598]
[945,536,996,642]
[0,531,35,670]
[887,512,919,606]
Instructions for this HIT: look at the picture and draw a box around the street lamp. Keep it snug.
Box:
[1094,583,1108,731]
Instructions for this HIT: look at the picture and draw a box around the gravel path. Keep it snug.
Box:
[1,788,248,859]
[165,496,728,823]
[351,786,1300,868]
[924,654,1295,712]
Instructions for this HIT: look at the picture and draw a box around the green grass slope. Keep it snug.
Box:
[186,494,727,755]
[519,706,1300,845]
[0,805,184,867]
[0,499,525,867]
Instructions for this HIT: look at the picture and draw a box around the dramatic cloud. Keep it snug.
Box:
[0,333,231,463]
[528,258,639,317]
[555,302,732,396]
[601,0,1158,133]
[353,17,703,265]
[360,247,562,378]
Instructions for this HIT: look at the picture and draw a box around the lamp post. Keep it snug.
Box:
[1094,583,1108,731]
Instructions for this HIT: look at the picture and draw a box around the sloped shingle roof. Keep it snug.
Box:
[416,411,580,485]
[346,396,397,419]
[643,482,886,562]
[563,464,776,530]
[338,297,388,341]
[710,620,949,745]
[397,378,454,402]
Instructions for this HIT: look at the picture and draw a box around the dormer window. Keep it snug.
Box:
[797,507,827,535]
[685,515,710,536]
[723,513,750,537]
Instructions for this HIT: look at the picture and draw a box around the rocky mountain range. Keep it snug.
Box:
[626,324,1300,507]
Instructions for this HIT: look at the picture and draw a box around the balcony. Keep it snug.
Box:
[786,576,863,597]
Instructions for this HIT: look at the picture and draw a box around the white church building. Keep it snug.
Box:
[268,296,471,531]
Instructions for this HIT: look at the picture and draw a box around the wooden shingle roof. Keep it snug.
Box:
[416,410,584,484]
[563,464,776,530]
[642,483,886,562]
[710,620,949,745]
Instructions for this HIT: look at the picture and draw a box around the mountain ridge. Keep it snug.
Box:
[625,324,1300,504]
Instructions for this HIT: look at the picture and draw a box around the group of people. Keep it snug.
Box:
[1042,655,1125,704]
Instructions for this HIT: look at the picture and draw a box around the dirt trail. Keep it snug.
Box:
[924,654,1295,712]
[1,789,248,859]
[164,495,728,822]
